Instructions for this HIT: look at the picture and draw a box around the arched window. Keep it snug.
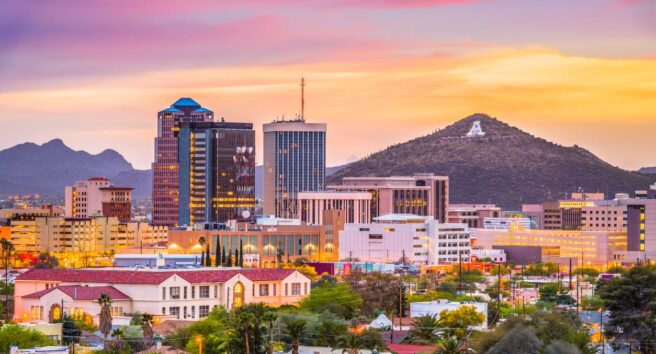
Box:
[49,304,62,322]
[233,282,244,308]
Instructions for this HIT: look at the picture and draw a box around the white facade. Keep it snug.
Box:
[471,248,507,262]
[297,191,372,225]
[483,217,531,230]
[338,215,471,265]
[410,300,488,329]
[14,268,311,324]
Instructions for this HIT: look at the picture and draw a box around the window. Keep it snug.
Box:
[31,306,44,320]
[162,307,166,315]
[304,283,308,295]
[170,287,181,300]
[384,228,396,232]
[111,306,123,317]
[273,284,277,296]
[368,234,383,239]
[162,287,166,300]
[291,283,301,295]
[199,286,210,298]
[191,306,195,319]
[169,307,180,319]
[285,283,288,296]
[214,285,218,298]
[191,286,195,299]
[183,307,188,319]
[259,284,269,296]
[199,305,210,318]
[184,287,188,299]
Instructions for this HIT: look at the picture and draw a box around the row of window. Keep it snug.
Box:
[163,285,215,300]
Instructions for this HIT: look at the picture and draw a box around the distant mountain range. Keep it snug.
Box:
[639,167,656,174]
[0,139,151,197]
[2,115,654,208]
[0,139,347,200]
[328,114,656,209]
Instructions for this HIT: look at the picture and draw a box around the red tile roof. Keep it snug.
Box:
[387,344,438,354]
[23,285,131,300]
[16,268,298,285]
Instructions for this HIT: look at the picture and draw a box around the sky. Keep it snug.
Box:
[1,0,655,170]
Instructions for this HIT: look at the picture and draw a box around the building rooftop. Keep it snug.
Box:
[160,107,183,113]
[373,214,431,222]
[192,107,212,113]
[171,97,201,108]
[16,268,300,285]
[23,285,131,301]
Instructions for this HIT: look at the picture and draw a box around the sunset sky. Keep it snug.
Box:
[1,0,655,170]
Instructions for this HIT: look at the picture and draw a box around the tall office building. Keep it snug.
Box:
[263,119,326,218]
[177,121,256,226]
[152,98,213,226]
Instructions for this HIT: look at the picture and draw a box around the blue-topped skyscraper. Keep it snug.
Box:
[263,118,327,219]
[152,98,214,226]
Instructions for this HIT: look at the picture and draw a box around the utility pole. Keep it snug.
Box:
[569,258,572,290]
[600,305,605,354]
[458,253,462,294]
[497,263,501,321]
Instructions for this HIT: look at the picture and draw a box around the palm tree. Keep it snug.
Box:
[110,328,126,351]
[263,311,278,354]
[237,311,255,354]
[433,336,475,354]
[141,313,154,346]
[334,332,363,354]
[98,293,113,339]
[284,319,307,354]
[1,238,13,322]
[407,314,441,344]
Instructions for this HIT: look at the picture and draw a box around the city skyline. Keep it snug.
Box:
[1,0,655,170]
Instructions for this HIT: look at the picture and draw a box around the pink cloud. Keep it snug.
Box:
[333,0,486,8]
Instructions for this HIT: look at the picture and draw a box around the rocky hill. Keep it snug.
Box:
[0,139,151,197]
[328,114,655,209]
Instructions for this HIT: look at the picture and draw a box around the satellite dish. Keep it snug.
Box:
[242,210,251,219]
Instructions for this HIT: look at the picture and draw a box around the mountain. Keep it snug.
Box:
[639,167,656,174]
[0,139,151,198]
[328,114,655,209]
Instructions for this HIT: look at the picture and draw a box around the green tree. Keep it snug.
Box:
[538,283,574,305]
[486,325,541,354]
[180,307,231,354]
[544,340,582,354]
[284,318,307,354]
[334,329,385,354]
[433,336,474,354]
[0,324,56,351]
[597,264,656,354]
[438,305,485,339]
[60,314,82,345]
[605,265,626,274]
[98,293,113,339]
[573,267,599,278]
[346,271,406,317]
[33,251,59,269]
[580,295,603,311]
[407,314,440,344]
[523,262,559,276]
[315,317,348,347]
[300,282,362,319]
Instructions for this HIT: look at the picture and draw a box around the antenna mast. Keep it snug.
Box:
[300,77,306,122]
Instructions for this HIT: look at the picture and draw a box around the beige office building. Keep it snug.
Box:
[474,228,627,268]
[9,217,167,255]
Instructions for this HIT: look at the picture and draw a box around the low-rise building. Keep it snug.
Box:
[470,248,506,263]
[8,216,167,258]
[474,228,626,268]
[297,191,372,225]
[448,204,503,228]
[483,217,531,230]
[338,214,472,265]
[14,268,311,323]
